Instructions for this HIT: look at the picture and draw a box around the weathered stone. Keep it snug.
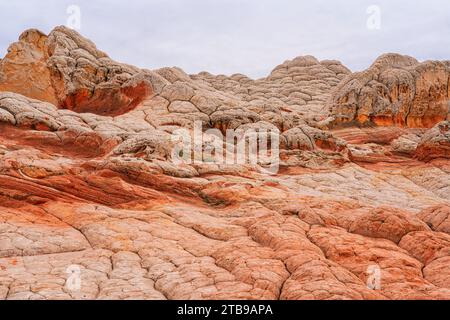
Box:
[415,121,450,161]
[328,54,450,129]
[0,28,449,301]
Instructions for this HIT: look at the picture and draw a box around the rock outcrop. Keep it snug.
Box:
[0,27,157,116]
[0,27,449,300]
[328,54,450,128]
[415,121,450,161]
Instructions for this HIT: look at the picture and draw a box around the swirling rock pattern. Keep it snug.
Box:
[0,27,156,116]
[0,27,449,300]
[327,54,450,128]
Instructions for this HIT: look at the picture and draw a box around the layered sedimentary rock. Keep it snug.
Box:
[327,54,450,128]
[193,56,351,125]
[0,27,449,300]
[0,27,156,116]
[415,121,450,161]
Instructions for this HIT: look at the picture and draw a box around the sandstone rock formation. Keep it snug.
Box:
[0,27,449,300]
[0,27,157,116]
[415,121,450,161]
[327,54,450,128]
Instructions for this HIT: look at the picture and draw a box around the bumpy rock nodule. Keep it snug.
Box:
[0,27,449,300]
[327,54,450,129]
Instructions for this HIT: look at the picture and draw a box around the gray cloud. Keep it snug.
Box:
[1,0,449,78]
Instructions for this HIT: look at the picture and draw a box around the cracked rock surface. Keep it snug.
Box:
[0,27,449,300]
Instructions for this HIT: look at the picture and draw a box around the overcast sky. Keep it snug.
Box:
[0,0,449,78]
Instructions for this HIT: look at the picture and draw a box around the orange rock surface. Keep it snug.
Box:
[0,27,449,300]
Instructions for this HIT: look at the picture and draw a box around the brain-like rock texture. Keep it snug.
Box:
[0,29,57,105]
[418,205,450,235]
[0,27,449,300]
[328,54,450,128]
[0,27,157,116]
[348,207,430,243]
